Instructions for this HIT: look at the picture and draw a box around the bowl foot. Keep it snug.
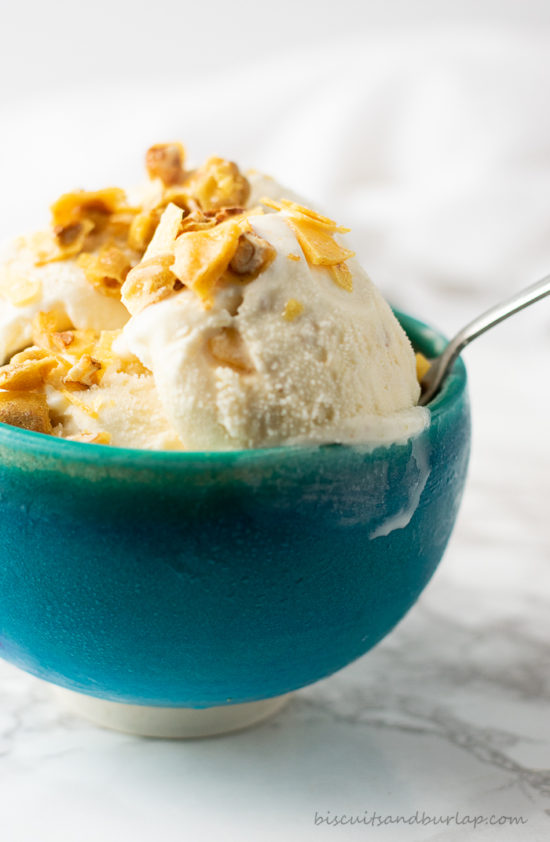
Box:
[52,686,290,738]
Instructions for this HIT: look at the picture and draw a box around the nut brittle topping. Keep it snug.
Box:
[146,143,186,186]
[172,219,243,307]
[63,354,102,388]
[31,187,134,267]
[51,188,128,230]
[184,157,250,212]
[228,231,276,279]
[329,262,353,292]
[0,347,59,391]
[282,298,304,321]
[78,245,132,298]
[121,254,182,315]
[143,203,184,260]
[127,209,161,253]
[261,197,354,290]
[0,391,52,434]
[415,352,431,382]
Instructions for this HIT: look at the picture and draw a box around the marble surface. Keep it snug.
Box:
[0,344,549,841]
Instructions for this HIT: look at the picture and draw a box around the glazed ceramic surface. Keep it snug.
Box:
[0,313,470,707]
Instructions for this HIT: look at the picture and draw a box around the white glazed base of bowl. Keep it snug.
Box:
[52,686,290,738]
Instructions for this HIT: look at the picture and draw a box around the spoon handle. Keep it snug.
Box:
[419,273,550,405]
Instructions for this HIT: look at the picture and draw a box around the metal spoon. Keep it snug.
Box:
[419,274,550,405]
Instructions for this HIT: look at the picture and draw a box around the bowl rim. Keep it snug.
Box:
[0,308,467,465]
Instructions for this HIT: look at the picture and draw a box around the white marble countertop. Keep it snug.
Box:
[1,344,549,841]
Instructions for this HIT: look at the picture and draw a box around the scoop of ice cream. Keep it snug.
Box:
[0,238,129,365]
[123,210,426,450]
[0,143,428,451]
[47,368,182,450]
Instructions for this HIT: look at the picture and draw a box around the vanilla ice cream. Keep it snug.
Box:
[124,210,426,450]
[0,143,428,449]
[0,238,129,365]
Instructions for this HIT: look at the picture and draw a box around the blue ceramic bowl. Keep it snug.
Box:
[0,312,470,708]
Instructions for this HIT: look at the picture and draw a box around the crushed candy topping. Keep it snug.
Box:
[283,299,304,321]
[0,142,368,445]
[172,219,243,307]
[51,188,128,230]
[184,157,250,212]
[0,347,58,391]
[228,231,276,279]
[415,352,431,382]
[329,262,353,293]
[121,254,182,315]
[63,354,102,389]
[261,197,354,287]
[143,203,184,260]
[145,143,186,187]
[0,391,52,434]
[78,246,132,298]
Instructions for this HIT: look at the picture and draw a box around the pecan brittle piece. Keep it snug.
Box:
[185,157,250,212]
[121,254,182,315]
[78,246,132,298]
[172,220,242,307]
[228,231,276,279]
[0,391,52,434]
[51,188,127,230]
[145,143,186,186]
[63,354,102,388]
[0,347,58,391]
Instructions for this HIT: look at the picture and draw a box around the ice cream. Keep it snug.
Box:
[0,143,428,449]
[0,238,128,365]
[123,210,425,449]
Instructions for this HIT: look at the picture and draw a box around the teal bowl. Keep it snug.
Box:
[0,312,470,712]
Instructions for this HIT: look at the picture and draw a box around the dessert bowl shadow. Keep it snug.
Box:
[0,311,470,708]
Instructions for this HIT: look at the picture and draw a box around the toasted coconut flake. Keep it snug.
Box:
[121,254,181,315]
[0,348,58,391]
[208,327,254,373]
[63,354,102,388]
[0,265,42,306]
[185,157,250,212]
[415,352,431,382]
[143,203,184,260]
[283,299,304,321]
[228,231,276,279]
[329,262,353,292]
[78,246,132,298]
[172,220,242,307]
[145,143,186,186]
[66,430,112,445]
[51,188,127,229]
[0,391,52,433]
[287,216,354,266]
